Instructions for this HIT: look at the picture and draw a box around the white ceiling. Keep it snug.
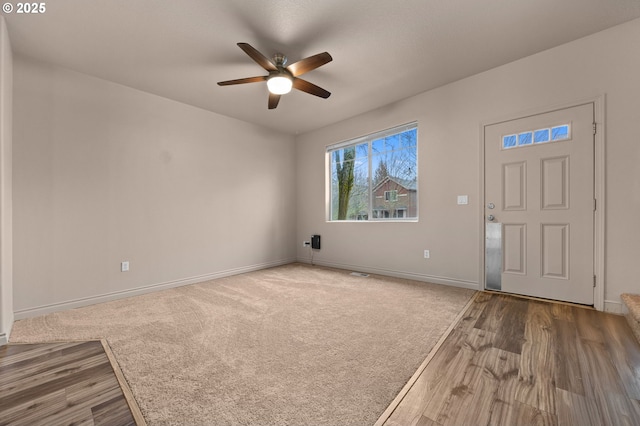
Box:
[5,0,640,135]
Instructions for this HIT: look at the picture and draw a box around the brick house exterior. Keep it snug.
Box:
[371,176,417,218]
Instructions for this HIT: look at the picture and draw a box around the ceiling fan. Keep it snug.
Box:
[217,42,332,109]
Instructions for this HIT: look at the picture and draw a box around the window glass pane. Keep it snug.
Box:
[384,133,400,151]
[503,135,517,149]
[330,143,369,220]
[534,129,550,143]
[518,132,533,146]
[329,123,417,221]
[372,138,384,154]
[371,130,417,219]
[502,123,571,152]
[552,125,570,140]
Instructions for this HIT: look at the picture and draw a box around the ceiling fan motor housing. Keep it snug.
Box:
[272,53,287,67]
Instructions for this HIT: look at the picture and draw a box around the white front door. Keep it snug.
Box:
[484,103,595,305]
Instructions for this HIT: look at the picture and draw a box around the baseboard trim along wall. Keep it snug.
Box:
[604,300,624,315]
[297,258,480,291]
[296,259,627,313]
[0,333,7,346]
[13,258,297,320]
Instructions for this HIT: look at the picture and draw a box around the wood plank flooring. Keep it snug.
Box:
[0,341,138,425]
[381,292,640,426]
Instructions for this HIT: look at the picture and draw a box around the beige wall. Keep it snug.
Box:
[295,18,640,311]
[13,55,296,317]
[0,17,12,343]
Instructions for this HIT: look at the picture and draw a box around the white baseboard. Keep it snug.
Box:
[604,300,624,315]
[297,257,480,291]
[14,258,296,320]
[0,332,7,346]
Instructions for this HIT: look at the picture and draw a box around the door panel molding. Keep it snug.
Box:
[541,223,570,280]
[504,223,527,275]
[541,156,570,210]
[502,162,527,211]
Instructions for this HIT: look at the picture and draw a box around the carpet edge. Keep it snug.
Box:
[101,339,148,426]
[373,291,480,426]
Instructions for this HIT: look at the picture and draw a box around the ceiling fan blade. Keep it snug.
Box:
[237,42,277,72]
[292,78,331,99]
[217,76,267,86]
[286,52,332,77]
[268,93,281,109]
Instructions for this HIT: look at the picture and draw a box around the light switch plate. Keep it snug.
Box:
[457,195,469,205]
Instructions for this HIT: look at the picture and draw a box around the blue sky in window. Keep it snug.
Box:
[518,132,533,145]
[552,125,570,140]
[503,135,517,148]
[331,129,417,183]
[371,131,417,180]
[534,129,550,143]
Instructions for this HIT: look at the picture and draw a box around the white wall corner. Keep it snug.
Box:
[0,316,11,345]
[0,15,13,344]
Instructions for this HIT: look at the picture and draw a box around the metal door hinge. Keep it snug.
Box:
[593,275,597,287]
[594,199,597,211]
[593,122,597,135]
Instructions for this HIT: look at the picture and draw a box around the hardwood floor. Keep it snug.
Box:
[0,340,141,425]
[381,292,640,426]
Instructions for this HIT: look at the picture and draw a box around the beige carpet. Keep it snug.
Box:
[11,263,475,425]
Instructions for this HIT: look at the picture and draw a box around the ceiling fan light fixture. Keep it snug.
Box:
[267,75,293,95]
[217,43,332,109]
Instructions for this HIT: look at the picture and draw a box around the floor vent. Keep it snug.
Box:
[350,272,370,277]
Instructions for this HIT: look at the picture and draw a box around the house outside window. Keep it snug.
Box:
[328,122,418,221]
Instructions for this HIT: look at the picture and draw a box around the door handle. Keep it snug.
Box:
[487,214,495,222]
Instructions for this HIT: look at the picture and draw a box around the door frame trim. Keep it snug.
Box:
[479,95,605,310]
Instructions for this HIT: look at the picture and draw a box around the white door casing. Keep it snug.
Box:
[483,103,595,305]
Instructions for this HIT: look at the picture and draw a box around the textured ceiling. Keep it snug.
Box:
[4,0,640,134]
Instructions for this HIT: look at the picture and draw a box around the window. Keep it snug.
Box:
[328,122,418,221]
[518,132,533,146]
[502,123,571,150]
[503,134,517,148]
[551,124,570,141]
[384,190,398,202]
[534,129,550,143]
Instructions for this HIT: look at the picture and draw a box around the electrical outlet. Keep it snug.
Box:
[423,250,430,259]
[121,261,130,272]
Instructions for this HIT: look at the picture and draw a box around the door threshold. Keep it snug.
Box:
[481,290,595,310]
